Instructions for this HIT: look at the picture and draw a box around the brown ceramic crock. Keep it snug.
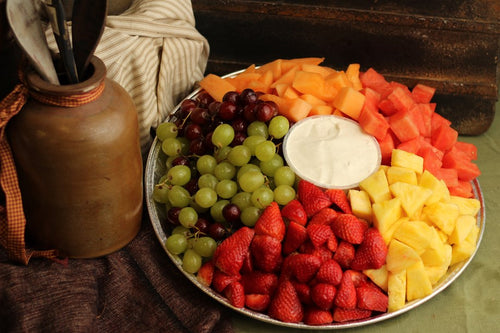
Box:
[6,56,143,258]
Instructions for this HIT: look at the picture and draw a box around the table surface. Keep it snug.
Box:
[1,99,498,333]
[232,100,500,333]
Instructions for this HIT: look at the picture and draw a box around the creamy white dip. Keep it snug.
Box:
[283,115,381,189]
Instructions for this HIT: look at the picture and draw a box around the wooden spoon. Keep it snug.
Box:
[6,0,60,85]
[71,0,108,80]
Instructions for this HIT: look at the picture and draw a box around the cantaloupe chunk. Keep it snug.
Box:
[270,66,300,88]
[256,59,282,79]
[301,64,336,77]
[225,73,262,92]
[332,86,366,120]
[292,71,325,97]
[279,98,312,122]
[325,71,352,91]
[309,105,333,116]
[346,63,363,90]
[282,86,300,99]
[199,74,237,102]
[300,94,327,106]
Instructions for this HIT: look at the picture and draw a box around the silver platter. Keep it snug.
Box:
[144,79,486,330]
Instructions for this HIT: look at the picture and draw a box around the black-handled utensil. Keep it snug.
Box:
[72,0,108,80]
[43,0,79,84]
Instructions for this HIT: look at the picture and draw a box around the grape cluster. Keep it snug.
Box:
[153,88,296,273]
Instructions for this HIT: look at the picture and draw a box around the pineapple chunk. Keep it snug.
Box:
[451,224,480,265]
[386,166,418,185]
[418,170,450,205]
[364,265,389,292]
[393,220,433,255]
[372,197,402,237]
[425,264,449,286]
[348,189,372,222]
[386,239,421,273]
[389,182,432,219]
[449,215,476,245]
[420,227,450,267]
[422,202,460,235]
[449,196,481,216]
[406,260,433,301]
[359,168,392,203]
[382,217,407,245]
[388,270,407,312]
[391,149,424,174]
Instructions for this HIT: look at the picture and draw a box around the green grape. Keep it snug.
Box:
[227,145,251,166]
[165,233,187,255]
[161,137,182,157]
[178,206,198,228]
[255,140,276,162]
[194,187,218,208]
[196,155,217,175]
[214,146,232,162]
[171,225,190,236]
[251,186,274,209]
[243,135,266,155]
[193,236,217,258]
[273,184,296,205]
[182,249,202,273]
[152,183,169,203]
[198,173,218,190]
[260,154,284,177]
[165,156,176,169]
[156,122,178,141]
[238,170,265,193]
[214,161,236,180]
[167,165,191,186]
[215,179,238,199]
[247,121,268,138]
[231,191,253,210]
[210,199,230,223]
[212,123,235,148]
[240,206,262,227]
[268,115,290,139]
[189,198,210,214]
[237,163,261,181]
[273,166,296,186]
[168,185,191,207]
[178,137,191,156]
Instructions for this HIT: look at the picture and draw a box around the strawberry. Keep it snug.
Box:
[245,293,271,312]
[334,270,357,309]
[299,241,332,263]
[333,240,355,269]
[254,201,286,241]
[350,228,388,270]
[315,259,343,286]
[291,281,312,305]
[281,199,307,226]
[310,283,337,310]
[196,261,214,286]
[290,253,322,283]
[306,223,334,248]
[325,188,352,214]
[212,269,241,293]
[303,307,334,325]
[268,280,304,323]
[356,285,389,312]
[283,221,308,255]
[308,207,338,225]
[326,234,338,252]
[241,271,278,295]
[332,307,372,322]
[297,180,332,217]
[224,281,245,308]
[240,250,253,274]
[331,214,368,244]
[348,270,369,287]
[251,234,282,273]
[213,226,255,275]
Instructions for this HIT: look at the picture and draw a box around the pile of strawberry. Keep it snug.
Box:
[196,180,389,325]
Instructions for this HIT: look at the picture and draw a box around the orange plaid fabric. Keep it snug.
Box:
[0,81,105,265]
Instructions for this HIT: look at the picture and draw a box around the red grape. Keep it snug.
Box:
[222,203,241,223]
[184,123,203,140]
[219,101,237,120]
[255,102,275,122]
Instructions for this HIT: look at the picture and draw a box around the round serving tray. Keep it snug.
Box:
[145,79,486,330]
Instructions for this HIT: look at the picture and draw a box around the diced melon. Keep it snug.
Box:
[388,270,407,312]
[345,63,363,90]
[300,93,327,106]
[301,64,336,77]
[325,71,352,91]
[387,86,415,113]
[358,103,390,141]
[348,189,373,222]
[199,74,237,102]
[406,260,433,301]
[412,84,436,104]
[332,86,366,120]
[292,71,325,96]
[386,239,421,273]
[309,104,333,116]
[280,98,312,122]
[255,59,282,79]
[270,65,300,88]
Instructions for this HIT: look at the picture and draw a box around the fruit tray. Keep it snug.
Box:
[145,78,486,329]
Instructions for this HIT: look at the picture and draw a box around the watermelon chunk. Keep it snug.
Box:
[417,145,443,174]
[431,124,458,152]
[431,112,452,134]
[389,110,420,142]
[387,86,415,113]
[397,137,421,154]
[433,168,459,188]
[358,103,389,140]
[409,103,433,138]
[442,148,481,181]
[411,84,436,104]
[360,68,392,96]
[454,141,478,160]
[449,180,473,198]
[378,131,397,165]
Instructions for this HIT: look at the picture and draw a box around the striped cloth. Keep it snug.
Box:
[46,0,209,153]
